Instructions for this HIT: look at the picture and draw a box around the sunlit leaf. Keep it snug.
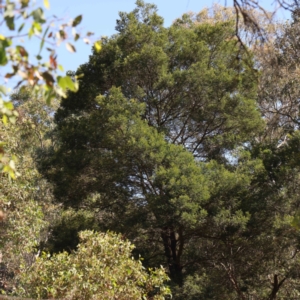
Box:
[43,0,50,9]
[0,86,7,96]
[4,102,14,110]
[66,43,76,53]
[2,115,8,125]
[57,76,78,92]
[94,41,102,53]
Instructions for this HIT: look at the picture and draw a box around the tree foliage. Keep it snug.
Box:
[38,2,300,299]
[3,1,300,300]
[17,230,170,300]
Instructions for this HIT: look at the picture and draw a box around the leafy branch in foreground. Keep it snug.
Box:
[0,0,100,178]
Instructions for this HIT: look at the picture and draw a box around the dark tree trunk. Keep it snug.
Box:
[161,227,183,286]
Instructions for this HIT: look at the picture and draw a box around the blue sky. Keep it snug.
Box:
[45,0,289,74]
[1,0,291,91]
[48,0,219,73]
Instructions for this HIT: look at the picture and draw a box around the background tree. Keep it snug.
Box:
[39,2,300,299]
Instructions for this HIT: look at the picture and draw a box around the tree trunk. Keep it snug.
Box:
[161,227,183,286]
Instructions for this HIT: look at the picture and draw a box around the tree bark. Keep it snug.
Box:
[161,227,183,286]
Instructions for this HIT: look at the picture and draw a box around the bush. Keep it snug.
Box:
[17,230,170,300]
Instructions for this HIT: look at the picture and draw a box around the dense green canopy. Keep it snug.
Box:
[3,2,300,300]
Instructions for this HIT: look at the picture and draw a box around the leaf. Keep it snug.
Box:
[39,26,50,54]
[66,43,76,53]
[33,21,42,34]
[4,3,15,18]
[50,55,57,69]
[21,0,29,8]
[2,115,8,125]
[0,86,7,96]
[72,15,82,27]
[18,23,25,33]
[31,8,45,24]
[57,76,78,92]
[4,102,14,110]
[44,0,50,9]
[0,48,8,66]
[42,71,55,87]
[16,46,28,57]
[5,73,15,79]
[94,41,102,53]
[9,116,16,124]
[58,65,64,72]
[5,16,15,30]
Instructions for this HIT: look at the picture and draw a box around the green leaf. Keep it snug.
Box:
[72,15,82,27]
[33,21,42,34]
[2,114,8,125]
[31,8,45,24]
[21,0,29,8]
[18,23,25,33]
[0,50,7,66]
[39,26,50,54]
[57,76,78,92]
[5,16,15,30]
[4,102,14,110]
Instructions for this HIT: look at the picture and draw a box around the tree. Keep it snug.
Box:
[17,230,170,300]
[40,2,298,298]
[37,2,300,299]
[0,88,57,294]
